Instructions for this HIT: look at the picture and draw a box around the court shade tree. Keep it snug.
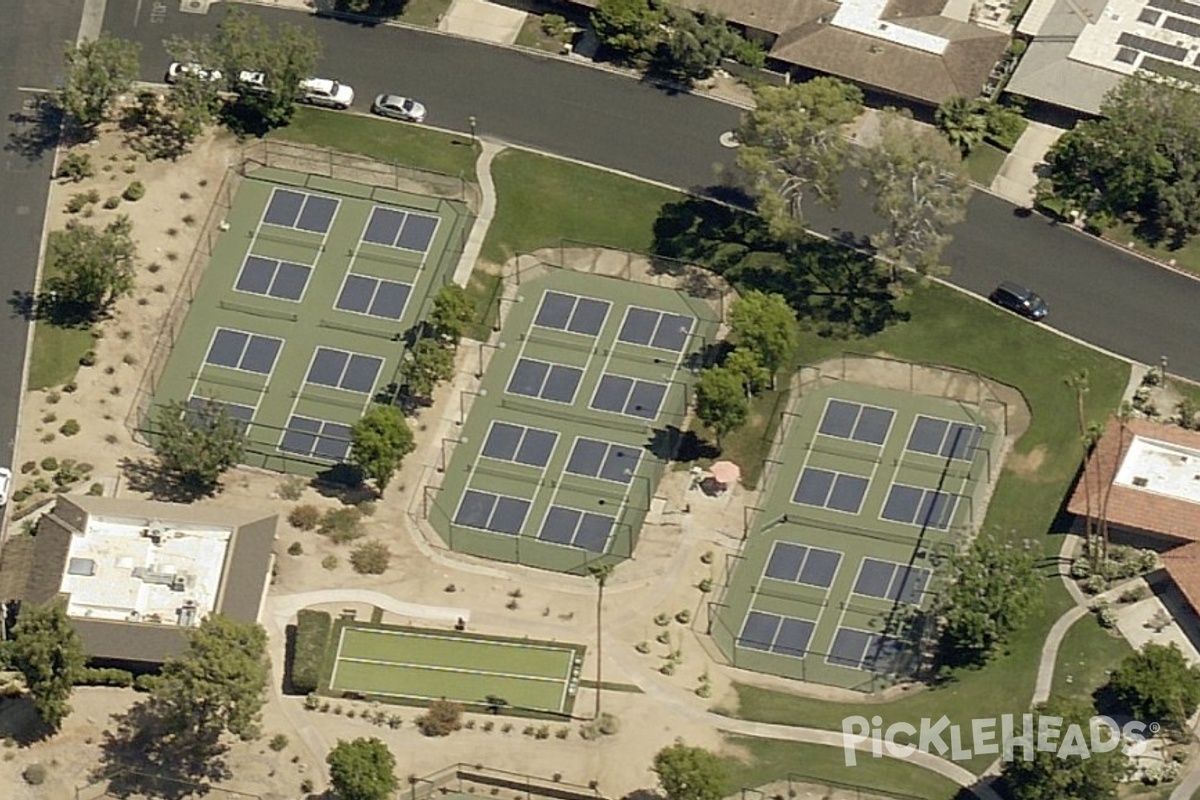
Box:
[350,405,415,495]
[694,365,749,447]
[326,737,398,800]
[7,603,87,732]
[45,216,138,322]
[652,741,728,800]
[1001,698,1127,800]
[936,534,1041,669]
[57,33,141,139]
[429,283,476,345]
[400,338,456,403]
[723,347,770,398]
[735,78,864,240]
[152,398,247,495]
[214,7,322,130]
[1108,642,1200,731]
[728,290,799,388]
[856,109,971,282]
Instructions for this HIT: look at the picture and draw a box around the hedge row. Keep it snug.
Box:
[292,610,333,694]
[75,667,134,687]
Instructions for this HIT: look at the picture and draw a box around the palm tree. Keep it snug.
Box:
[1098,403,1133,567]
[587,562,614,722]
[934,96,989,155]
[1066,370,1099,567]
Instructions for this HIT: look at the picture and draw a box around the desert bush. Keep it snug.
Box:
[103,196,120,209]
[278,476,306,501]
[20,461,36,474]
[322,555,338,570]
[57,152,93,182]
[288,504,321,530]
[350,540,391,574]
[79,351,97,367]
[287,541,303,556]
[40,457,58,472]
[269,733,288,751]
[88,483,104,496]
[22,764,47,785]
[320,507,365,544]
[416,699,464,737]
[122,181,146,201]
[66,192,92,213]
[60,419,81,437]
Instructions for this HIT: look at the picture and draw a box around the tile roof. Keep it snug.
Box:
[1066,416,1200,543]
[1163,541,1200,617]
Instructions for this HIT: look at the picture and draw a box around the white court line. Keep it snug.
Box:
[336,656,565,684]
[342,625,575,655]
[329,624,349,690]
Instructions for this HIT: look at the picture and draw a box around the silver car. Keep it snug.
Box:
[371,94,427,123]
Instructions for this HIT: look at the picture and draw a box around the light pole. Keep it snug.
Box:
[469,115,477,145]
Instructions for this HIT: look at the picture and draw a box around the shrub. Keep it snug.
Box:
[350,540,391,575]
[1093,598,1118,629]
[320,507,365,544]
[269,733,289,751]
[20,461,35,474]
[182,213,196,226]
[555,727,569,739]
[698,578,713,592]
[278,475,306,501]
[57,152,93,182]
[66,192,92,213]
[541,13,570,38]
[103,196,121,209]
[1120,585,1151,604]
[86,189,101,204]
[300,778,314,794]
[22,764,47,785]
[535,725,550,739]
[79,351,97,367]
[288,504,321,530]
[635,641,651,653]
[287,541,303,556]
[654,612,671,626]
[88,483,104,496]
[134,674,159,692]
[1008,38,1028,56]
[416,699,464,736]
[122,181,146,201]
[63,381,77,393]
[40,457,58,472]
[292,610,332,694]
[1178,398,1200,431]
[122,353,137,366]
[75,667,134,687]
[675,609,692,624]
[357,500,377,517]
[60,419,81,437]
[700,550,714,564]
[322,554,339,570]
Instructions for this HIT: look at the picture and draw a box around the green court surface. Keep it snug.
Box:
[428,267,721,574]
[325,623,583,715]
[146,167,473,475]
[712,380,1000,691]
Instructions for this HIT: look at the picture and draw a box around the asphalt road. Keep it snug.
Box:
[102,0,1200,380]
[0,0,86,478]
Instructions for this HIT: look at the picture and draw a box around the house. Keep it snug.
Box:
[1007,0,1200,116]
[3,495,277,670]
[570,0,1011,107]
[1066,416,1200,620]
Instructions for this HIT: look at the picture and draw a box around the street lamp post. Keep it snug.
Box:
[469,115,477,144]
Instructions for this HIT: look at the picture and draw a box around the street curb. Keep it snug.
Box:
[230,0,756,110]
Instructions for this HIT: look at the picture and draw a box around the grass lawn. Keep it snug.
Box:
[463,267,503,341]
[272,107,479,181]
[515,15,564,53]
[686,383,787,489]
[1049,611,1133,707]
[715,281,1129,775]
[965,143,1008,186]
[720,736,965,800]
[481,149,684,264]
[395,0,452,27]
[28,231,94,391]
[1101,220,1200,275]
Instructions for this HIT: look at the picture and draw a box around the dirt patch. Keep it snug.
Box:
[1006,445,1047,478]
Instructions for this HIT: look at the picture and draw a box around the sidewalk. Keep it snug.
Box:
[988,121,1066,206]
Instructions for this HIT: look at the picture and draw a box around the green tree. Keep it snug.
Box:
[327,737,397,800]
[58,34,141,138]
[214,8,321,131]
[654,8,740,81]
[1001,698,1127,800]
[45,217,137,320]
[933,96,989,155]
[937,534,1042,667]
[429,283,475,345]
[1109,642,1200,729]
[653,741,728,800]
[728,290,798,387]
[400,339,456,400]
[1044,77,1200,246]
[736,79,864,238]
[148,616,269,755]
[694,365,749,446]
[350,405,415,495]
[8,604,86,731]
[591,0,666,66]
[724,347,769,397]
[857,110,971,282]
[152,398,246,494]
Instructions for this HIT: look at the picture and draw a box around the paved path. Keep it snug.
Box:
[452,139,505,284]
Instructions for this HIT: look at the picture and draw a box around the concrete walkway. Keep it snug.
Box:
[439,0,526,46]
[452,139,505,285]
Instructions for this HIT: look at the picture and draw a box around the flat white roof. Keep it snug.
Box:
[831,0,952,54]
[1114,435,1200,505]
[60,514,232,626]
[1070,0,1200,79]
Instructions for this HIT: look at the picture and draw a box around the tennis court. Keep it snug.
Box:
[326,623,582,715]
[711,379,999,691]
[429,268,720,575]
[147,167,473,475]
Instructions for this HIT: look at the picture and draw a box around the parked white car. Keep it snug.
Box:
[371,93,427,123]
[0,467,11,506]
[237,70,269,93]
[166,62,223,84]
[300,78,355,109]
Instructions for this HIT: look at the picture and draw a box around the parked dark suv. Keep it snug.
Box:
[989,282,1047,320]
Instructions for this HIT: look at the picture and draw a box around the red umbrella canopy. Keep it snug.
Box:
[710,460,741,485]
